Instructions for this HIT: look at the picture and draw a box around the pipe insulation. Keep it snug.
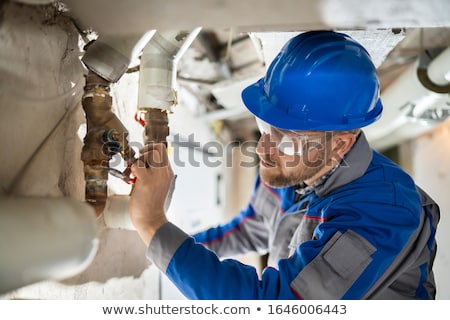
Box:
[102,191,175,230]
[0,197,99,295]
[138,28,202,112]
[103,195,135,230]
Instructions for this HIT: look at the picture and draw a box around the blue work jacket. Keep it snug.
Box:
[147,132,439,299]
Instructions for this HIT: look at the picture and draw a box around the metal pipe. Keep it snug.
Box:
[82,30,155,83]
[81,72,135,216]
[143,108,170,145]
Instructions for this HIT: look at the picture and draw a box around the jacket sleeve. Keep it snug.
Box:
[147,222,299,299]
[192,204,269,258]
[192,176,270,258]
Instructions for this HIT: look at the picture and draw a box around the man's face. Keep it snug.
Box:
[256,131,335,188]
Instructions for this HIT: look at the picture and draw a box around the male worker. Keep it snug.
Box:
[129,31,440,299]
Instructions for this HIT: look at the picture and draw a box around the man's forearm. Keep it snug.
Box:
[132,214,168,247]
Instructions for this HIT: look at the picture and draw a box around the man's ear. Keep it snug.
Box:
[332,133,357,162]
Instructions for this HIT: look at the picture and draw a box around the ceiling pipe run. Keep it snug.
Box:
[364,46,450,150]
[63,0,450,36]
[0,197,99,295]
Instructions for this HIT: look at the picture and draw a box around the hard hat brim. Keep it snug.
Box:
[241,78,383,131]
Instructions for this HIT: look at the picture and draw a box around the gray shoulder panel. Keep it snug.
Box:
[147,222,190,273]
[290,230,376,299]
[251,183,280,218]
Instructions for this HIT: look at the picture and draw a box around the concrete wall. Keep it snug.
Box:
[0,2,159,299]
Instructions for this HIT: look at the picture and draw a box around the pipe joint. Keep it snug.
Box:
[81,128,111,162]
[143,108,170,145]
[81,72,135,215]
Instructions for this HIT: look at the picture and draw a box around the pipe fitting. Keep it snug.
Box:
[81,31,155,83]
[81,72,135,216]
[143,108,170,145]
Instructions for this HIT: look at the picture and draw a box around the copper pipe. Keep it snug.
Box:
[143,108,170,145]
[81,72,135,216]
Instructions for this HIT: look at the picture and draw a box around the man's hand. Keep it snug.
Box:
[129,143,175,246]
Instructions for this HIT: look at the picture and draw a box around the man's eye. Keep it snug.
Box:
[279,136,298,155]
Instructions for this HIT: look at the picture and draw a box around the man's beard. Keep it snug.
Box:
[259,158,325,188]
[258,138,332,188]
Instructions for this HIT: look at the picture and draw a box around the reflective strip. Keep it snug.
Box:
[290,230,376,299]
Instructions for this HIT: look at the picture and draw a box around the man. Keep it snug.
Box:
[129,31,440,299]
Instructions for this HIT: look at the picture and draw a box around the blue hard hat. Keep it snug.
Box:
[242,31,383,131]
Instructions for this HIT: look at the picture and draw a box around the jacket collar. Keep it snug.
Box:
[314,131,373,197]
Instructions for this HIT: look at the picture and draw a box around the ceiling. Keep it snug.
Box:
[57,0,450,148]
[174,27,450,145]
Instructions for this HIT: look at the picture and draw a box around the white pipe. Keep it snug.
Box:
[103,195,134,230]
[364,46,450,148]
[428,47,450,85]
[138,28,202,112]
[102,186,177,229]
[0,197,99,295]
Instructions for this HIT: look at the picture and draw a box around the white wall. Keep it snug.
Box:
[410,119,450,299]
